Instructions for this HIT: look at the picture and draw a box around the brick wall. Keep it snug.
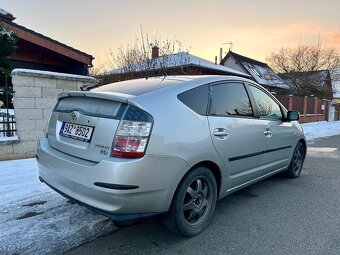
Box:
[274,94,330,124]
[0,69,97,160]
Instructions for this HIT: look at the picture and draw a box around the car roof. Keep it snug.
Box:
[92,75,251,96]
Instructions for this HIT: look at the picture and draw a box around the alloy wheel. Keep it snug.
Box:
[182,177,211,225]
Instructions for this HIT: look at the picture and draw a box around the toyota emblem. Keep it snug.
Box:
[70,111,79,122]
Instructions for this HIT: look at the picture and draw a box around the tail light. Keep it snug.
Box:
[111,105,153,158]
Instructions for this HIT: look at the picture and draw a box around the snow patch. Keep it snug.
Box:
[0,159,117,255]
[12,69,96,81]
[301,121,340,140]
[106,52,250,78]
[0,109,15,116]
[0,8,12,16]
[0,135,18,142]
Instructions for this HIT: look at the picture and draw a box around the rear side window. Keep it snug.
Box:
[209,82,253,117]
[178,85,209,115]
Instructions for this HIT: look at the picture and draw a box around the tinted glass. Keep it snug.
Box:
[249,86,282,120]
[55,97,121,119]
[178,85,209,115]
[209,83,253,117]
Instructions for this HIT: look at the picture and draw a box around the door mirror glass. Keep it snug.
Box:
[287,111,300,121]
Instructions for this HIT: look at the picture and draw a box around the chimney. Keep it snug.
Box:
[151,46,159,59]
[219,48,223,64]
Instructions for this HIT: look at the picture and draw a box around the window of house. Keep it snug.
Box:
[209,82,253,117]
[248,85,282,120]
[248,64,263,78]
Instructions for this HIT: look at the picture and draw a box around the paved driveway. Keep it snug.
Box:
[67,135,340,255]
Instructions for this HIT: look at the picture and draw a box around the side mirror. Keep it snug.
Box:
[287,111,300,121]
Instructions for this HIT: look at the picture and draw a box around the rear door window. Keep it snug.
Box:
[209,82,253,117]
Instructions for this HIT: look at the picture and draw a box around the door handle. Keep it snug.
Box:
[213,128,229,140]
[264,128,272,138]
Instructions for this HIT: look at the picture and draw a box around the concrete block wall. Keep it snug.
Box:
[0,69,98,160]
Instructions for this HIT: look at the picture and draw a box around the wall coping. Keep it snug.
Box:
[11,69,97,83]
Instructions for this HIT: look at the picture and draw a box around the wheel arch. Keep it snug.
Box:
[298,138,307,159]
[186,160,222,198]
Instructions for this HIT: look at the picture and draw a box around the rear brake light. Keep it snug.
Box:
[111,106,153,158]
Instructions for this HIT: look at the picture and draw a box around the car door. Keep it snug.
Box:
[207,81,266,189]
[247,84,296,175]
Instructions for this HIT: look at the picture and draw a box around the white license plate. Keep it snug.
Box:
[59,122,94,142]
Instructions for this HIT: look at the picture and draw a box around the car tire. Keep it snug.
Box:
[285,142,305,178]
[163,166,217,237]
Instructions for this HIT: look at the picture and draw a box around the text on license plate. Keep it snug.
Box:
[60,122,94,142]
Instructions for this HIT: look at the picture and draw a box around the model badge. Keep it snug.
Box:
[70,111,79,122]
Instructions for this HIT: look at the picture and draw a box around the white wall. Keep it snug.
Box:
[0,69,97,160]
[222,55,248,74]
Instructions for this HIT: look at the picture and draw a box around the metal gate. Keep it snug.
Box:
[0,72,16,138]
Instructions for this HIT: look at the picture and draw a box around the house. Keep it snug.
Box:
[0,8,93,75]
[220,51,289,93]
[99,47,250,84]
[279,70,333,100]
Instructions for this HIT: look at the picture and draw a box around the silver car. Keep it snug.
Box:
[37,75,306,236]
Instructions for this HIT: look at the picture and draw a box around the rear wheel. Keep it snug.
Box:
[285,142,305,178]
[163,167,217,237]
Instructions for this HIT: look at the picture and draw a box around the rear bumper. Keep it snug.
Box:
[39,176,165,223]
[37,138,190,215]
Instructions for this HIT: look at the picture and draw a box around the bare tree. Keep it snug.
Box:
[266,37,340,98]
[93,26,191,83]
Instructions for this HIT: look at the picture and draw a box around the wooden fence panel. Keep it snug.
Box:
[274,94,289,109]
[292,96,304,114]
[307,98,314,114]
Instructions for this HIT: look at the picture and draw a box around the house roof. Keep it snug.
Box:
[0,17,93,65]
[0,8,15,21]
[105,52,251,78]
[221,51,268,67]
[279,70,331,86]
[279,70,333,99]
[221,51,289,89]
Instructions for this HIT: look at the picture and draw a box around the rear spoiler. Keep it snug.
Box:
[58,91,140,107]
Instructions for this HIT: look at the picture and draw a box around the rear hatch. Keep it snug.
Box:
[47,91,132,162]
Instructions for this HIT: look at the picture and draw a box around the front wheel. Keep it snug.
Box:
[285,142,305,178]
[163,167,217,237]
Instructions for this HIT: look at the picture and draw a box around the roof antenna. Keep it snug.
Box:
[223,42,233,52]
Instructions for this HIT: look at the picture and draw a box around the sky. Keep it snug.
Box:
[1,0,340,70]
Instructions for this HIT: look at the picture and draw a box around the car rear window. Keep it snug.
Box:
[55,96,124,119]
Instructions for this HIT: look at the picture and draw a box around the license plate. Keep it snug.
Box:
[59,122,94,142]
